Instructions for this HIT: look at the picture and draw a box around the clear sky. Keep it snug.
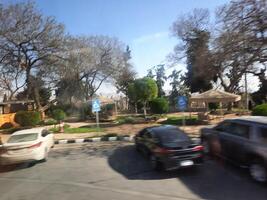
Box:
[32,0,230,76]
[8,0,251,95]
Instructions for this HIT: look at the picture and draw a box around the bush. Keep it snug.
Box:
[252,104,267,116]
[208,102,219,111]
[51,109,66,122]
[160,116,201,125]
[0,122,14,129]
[14,111,41,127]
[150,97,169,114]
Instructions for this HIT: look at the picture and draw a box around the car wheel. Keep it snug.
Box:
[150,155,162,171]
[249,161,267,183]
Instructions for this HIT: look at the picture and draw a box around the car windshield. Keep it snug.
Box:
[7,133,38,143]
[156,130,189,144]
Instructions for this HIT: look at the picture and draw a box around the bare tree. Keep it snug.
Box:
[0,2,65,111]
[212,0,267,92]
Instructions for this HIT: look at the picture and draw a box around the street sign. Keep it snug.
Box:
[92,99,101,128]
[177,96,187,111]
[92,99,101,112]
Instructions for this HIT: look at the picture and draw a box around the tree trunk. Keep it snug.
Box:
[134,103,137,114]
[143,102,147,118]
[33,87,45,120]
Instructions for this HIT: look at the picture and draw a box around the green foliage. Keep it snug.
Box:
[116,116,135,124]
[39,119,58,126]
[208,102,219,111]
[49,124,102,133]
[161,116,199,125]
[134,77,158,102]
[150,97,169,114]
[14,111,41,127]
[252,104,267,116]
[52,109,66,122]
[147,65,167,97]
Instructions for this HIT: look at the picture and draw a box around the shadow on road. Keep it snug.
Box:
[0,162,36,173]
[108,144,267,200]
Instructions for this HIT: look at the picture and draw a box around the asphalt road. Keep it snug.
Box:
[0,142,266,200]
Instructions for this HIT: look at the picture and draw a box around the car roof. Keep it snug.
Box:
[12,127,45,135]
[226,116,267,125]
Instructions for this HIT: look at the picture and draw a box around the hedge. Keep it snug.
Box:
[252,104,267,116]
[14,111,41,127]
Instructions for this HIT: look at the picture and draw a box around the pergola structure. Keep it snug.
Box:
[189,89,241,111]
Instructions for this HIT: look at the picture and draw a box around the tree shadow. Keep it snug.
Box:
[108,144,267,200]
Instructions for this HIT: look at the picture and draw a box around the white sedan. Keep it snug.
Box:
[0,127,54,165]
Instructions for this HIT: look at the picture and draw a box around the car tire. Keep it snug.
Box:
[150,155,163,171]
[249,160,267,183]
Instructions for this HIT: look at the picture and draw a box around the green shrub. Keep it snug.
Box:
[150,97,169,114]
[14,111,41,127]
[117,116,135,124]
[252,104,267,116]
[0,122,14,129]
[39,119,58,126]
[161,116,199,125]
[208,102,219,111]
[52,109,66,122]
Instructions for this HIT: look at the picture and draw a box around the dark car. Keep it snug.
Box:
[135,125,204,171]
[201,116,267,182]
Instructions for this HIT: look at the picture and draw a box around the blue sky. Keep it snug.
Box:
[32,0,230,77]
[5,0,236,94]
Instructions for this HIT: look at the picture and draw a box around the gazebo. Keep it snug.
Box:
[189,89,241,119]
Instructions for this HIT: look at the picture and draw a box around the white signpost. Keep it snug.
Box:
[92,99,101,128]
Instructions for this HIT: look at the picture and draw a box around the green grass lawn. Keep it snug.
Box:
[49,125,104,133]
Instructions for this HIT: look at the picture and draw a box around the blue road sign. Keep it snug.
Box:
[177,96,187,111]
[92,99,101,112]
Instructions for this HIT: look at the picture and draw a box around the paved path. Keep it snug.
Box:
[0,142,266,200]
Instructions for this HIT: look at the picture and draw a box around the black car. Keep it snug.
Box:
[135,125,204,171]
[201,116,267,182]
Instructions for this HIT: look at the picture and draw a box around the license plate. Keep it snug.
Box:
[180,160,194,167]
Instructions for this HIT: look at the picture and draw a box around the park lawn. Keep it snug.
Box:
[49,125,104,133]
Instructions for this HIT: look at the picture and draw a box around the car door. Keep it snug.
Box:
[41,130,52,150]
[143,131,157,153]
[219,122,251,162]
[212,121,233,157]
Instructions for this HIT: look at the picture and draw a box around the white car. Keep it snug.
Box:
[0,127,54,165]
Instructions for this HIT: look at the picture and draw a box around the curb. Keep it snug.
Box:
[55,135,135,144]
[54,136,200,145]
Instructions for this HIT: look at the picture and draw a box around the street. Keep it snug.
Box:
[0,142,266,200]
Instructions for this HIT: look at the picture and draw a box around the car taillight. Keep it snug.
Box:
[153,147,172,154]
[29,142,42,149]
[192,145,204,151]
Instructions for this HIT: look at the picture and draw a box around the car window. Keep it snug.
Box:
[156,130,189,144]
[215,121,233,132]
[229,123,250,138]
[7,133,38,143]
[259,128,267,144]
